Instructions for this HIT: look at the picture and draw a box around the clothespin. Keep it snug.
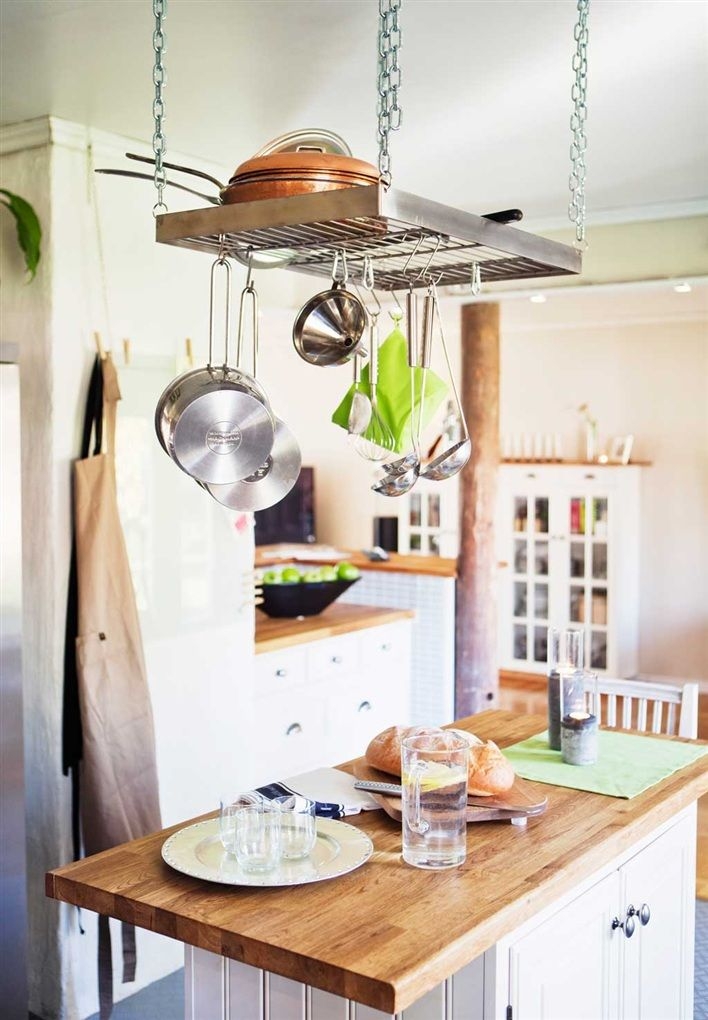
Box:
[122,338,131,366]
[93,331,106,360]
[185,337,194,368]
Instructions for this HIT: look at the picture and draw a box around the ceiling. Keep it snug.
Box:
[1,0,707,228]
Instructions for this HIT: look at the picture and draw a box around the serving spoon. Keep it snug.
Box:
[418,285,472,481]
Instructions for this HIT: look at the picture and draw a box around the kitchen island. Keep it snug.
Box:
[46,711,708,1018]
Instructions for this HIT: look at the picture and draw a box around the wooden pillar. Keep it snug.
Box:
[455,303,500,718]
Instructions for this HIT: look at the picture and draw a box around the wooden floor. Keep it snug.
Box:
[498,672,708,900]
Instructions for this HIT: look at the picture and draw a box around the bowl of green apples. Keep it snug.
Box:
[258,561,361,618]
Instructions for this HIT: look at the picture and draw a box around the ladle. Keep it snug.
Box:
[372,289,431,497]
[419,285,472,481]
[347,353,372,436]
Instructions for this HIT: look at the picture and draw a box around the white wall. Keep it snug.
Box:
[0,118,263,1020]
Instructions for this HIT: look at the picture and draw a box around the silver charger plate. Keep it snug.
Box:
[161,817,373,887]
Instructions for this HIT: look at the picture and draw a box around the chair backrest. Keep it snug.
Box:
[588,678,699,740]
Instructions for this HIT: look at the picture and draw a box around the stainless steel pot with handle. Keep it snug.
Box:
[154,257,275,484]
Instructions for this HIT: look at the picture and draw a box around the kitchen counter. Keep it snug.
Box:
[256,543,457,578]
[45,710,708,1015]
[255,602,415,654]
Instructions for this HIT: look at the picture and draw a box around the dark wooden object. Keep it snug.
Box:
[456,303,500,717]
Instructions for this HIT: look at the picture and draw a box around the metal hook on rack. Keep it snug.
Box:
[470,261,482,295]
[401,235,425,280]
[237,250,259,375]
[208,255,232,369]
[417,235,442,282]
[332,249,349,285]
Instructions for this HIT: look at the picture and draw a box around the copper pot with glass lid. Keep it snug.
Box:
[220,129,380,205]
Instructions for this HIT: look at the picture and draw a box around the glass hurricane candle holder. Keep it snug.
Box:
[560,670,599,766]
[547,628,584,751]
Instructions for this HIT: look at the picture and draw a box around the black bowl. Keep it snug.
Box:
[258,577,359,618]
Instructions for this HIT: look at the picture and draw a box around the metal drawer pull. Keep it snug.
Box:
[380,643,392,652]
[358,701,372,713]
[285,723,302,737]
[331,655,343,664]
[611,913,635,938]
[627,903,651,927]
[275,668,288,677]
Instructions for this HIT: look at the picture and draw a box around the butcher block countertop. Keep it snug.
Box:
[256,544,457,578]
[255,602,415,654]
[45,711,708,1014]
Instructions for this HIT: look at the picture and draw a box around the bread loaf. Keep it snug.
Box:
[364,725,515,796]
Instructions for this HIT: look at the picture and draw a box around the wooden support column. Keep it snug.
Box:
[455,302,500,718]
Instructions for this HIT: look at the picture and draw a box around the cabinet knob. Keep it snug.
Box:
[285,722,302,737]
[331,655,343,664]
[380,643,392,652]
[358,700,372,713]
[275,668,288,678]
[631,903,651,926]
[611,915,635,939]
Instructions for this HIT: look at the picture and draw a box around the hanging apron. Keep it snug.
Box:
[72,353,162,1017]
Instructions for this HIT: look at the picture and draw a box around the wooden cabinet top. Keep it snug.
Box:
[256,544,458,578]
[255,602,415,654]
[45,711,708,1014]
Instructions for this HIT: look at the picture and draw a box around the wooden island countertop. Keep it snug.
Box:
[255,602,415,654]
[45,711,708,1014]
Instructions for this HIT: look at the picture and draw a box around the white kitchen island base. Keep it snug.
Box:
[185,807,696,1020]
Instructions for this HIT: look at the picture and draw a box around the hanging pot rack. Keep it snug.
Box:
[154,184,581,291]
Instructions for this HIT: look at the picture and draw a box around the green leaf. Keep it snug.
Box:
[0,188,42,280]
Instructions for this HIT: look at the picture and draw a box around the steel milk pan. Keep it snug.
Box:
[154,257,275,484]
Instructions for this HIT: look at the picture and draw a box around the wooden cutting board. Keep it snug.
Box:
[352,760,548,824]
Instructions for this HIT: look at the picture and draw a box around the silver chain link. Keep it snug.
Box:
[568,0,589,250]
[152,0,168,215]
[377,0,402,189]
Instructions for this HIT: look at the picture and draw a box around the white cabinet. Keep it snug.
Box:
[497,464,642,676]
[503,811,695,1020]
[251,620,412,787]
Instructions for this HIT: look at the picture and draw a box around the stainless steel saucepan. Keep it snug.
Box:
[154,257,275,484]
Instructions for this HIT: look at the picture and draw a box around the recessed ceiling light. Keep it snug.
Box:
[530,293,547,303]
[673,282,692,293]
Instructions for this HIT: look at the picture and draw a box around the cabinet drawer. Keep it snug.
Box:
[361,621,411,671]
[327,684,410,764]
[255,646,307,697]
[307,633,360,682]
[254,692,328,783]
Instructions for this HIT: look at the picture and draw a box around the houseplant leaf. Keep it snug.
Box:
[0,188,42,280]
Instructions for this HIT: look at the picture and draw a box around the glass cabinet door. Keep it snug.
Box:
[566,495,608,670]
[511,494,550,667]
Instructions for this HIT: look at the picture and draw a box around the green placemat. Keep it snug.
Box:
[503,729,708,799]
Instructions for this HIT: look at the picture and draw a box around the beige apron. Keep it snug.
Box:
[73,353,161,1015]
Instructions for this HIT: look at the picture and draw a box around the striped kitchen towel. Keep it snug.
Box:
[256,767,379,819]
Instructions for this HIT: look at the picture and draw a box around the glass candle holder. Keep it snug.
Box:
[560,670,599,766]
[547,628,584,751]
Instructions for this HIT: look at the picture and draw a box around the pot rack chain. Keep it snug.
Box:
[568,0,589,250]
[377,0,402,189]
[152,0,168,215]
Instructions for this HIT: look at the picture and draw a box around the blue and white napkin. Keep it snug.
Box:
[255,767,379,819]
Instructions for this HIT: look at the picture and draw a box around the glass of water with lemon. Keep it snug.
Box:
[401,729,469,869]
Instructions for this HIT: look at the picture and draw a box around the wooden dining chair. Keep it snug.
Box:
[588,677,699,740]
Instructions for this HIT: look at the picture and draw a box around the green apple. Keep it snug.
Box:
[319,565,338,582]
[261,569,281,585]
[336,561,360,581]
[281,567,302,584]
[303,569,323,583]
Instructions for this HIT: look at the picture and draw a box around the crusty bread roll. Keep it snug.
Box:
[365,725,515,797]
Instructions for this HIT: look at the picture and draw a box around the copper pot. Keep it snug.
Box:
[221,129,379,205]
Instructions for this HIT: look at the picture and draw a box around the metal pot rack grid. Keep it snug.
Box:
[155,185,581,291]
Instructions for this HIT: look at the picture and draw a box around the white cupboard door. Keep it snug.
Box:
[508,870,621,1020]
[619,813,695,1020]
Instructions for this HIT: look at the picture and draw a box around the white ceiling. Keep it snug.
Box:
[1,0,707,227]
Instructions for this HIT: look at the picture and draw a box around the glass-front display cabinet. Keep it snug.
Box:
[497,464,642,676]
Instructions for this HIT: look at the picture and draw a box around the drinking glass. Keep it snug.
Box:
[219,791,261,854]
[273,795,317,860]
[401,729,469,869]
[547,628,584,751]
[233,801,281,873]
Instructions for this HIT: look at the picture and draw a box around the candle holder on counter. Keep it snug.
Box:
[547,628,584,751]
[560,670,599,766]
